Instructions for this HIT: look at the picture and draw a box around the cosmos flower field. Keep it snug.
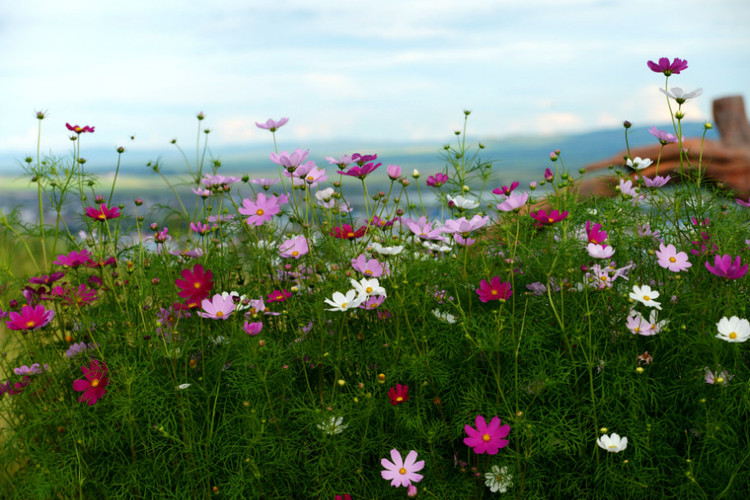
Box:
[1,58,749,499]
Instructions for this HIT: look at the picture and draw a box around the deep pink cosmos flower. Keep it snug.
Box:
[464,415,510,455]
[28,272,66,285]
[66,123,95,134]
[72,359,109,405]
[647,57,688,76]
[85,203,121,221]
[175,264,214,304]
[48,284,97,307]
[197,293,236,320]
[381,449,424,488]
[243,321,263,336]
[655,243,692,272]
[736,197,750,208]
[255,117,289,131]
[648,126,678,145]
[238,193,282,226]
[585,221,608,245]
[388,384,409,405]
[330,224,367,240]
[426,172,449,187]
[530,209,568,227]
[544,168,554,182]
[5,304,55,331]
[493,181,519,196]
[338,162,381,180]
[266,289,291,303]
[351,153,378,165]
[475,277,513,303]
[278,235,309,259]
[334,495,352,500]
[705,254,748,280]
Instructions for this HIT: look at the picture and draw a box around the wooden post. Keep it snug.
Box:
[712,95,750,147]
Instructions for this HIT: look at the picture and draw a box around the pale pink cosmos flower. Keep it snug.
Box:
[278,235,309,259]
[402,216,445,241]
[198,294,236,320]
[250,178,279,190]
[243,321,263,335]
[441,214,490,235]
[704,368,733,385]
[648,126,678,145]
[351,254,389,277]
[496,191,529,212]
[238,193,281,226]
[381,449,424,488]
[255,117,289,131]
[643,175,671,188]
[626,310,667,336]
[387,164,402,180]
[655,243,691,272]
[587,243,615,259]
[270,149,309,172]
[454,235,476,246]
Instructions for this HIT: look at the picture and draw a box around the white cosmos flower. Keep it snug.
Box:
[446,194,479,210]
[422,240,452,253]
[659,87,703,103]
[221,291,250,310]
[323,290,364,311]
[715,316,750,343]
[432,309,456,324]
[315,187,335,202]
[597,433,628,453]
[317,416,347,435]
[484,464,513,493]
[629,285,662,310]
[371,241,404,255]
[176,383,191,390]
[586,243,615,259]
[350,278,387,299]
[625,157,653,170]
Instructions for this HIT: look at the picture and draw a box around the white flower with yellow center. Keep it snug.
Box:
[323,290,364,312]
[350,278,386,300]
[484,464,513,493]
[317,416,347,435]
[716,316,750,343]
[629,285,662,310]
[597,433,627,453]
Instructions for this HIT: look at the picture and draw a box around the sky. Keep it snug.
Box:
[2,0,749,157]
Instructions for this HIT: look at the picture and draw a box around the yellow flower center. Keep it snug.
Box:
[608,444,618,450]
[491,290,498,295]
[341,303,348,309]
[26,320,36,328]
[669,256,676,262]
[365,270,373,275]
[194,282,202,289]
[98,213,106,219]
[643,295,650,301]
[399,467,407,475]
[729,332,737,339]
[716,377,725,383]
[547,217,554,223]
[307,176,314,182]
[366,287,373,293]
[292,251,299,256]
[634,327,640,332]
[216,311,224,318]
[482,433,491,442]
[256,208,264,216]
[600,276,608,282]
[347,232,355,238]
[396,396,403,402]
[91,378,100,388]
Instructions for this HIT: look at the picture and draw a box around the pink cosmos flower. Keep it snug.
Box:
[704,368,733,385]
[360,295,386,309]
[705,254,748,279]
[586,243,615,259]
[266,289,291,303]
[454,235,475,246]
[250,177,279,190]
[381,449,424,488]
[648,126,678,145]
[198,294,236,320]
[85,203,121,221]
[72,359,109,405]
[647,57,688,76]
[201,174,241,187]
[325,154,354,167]
[335,495,352,500]
[5,304,55,331]
[278,235,309,259]
[585,221,608,245]
[655,243,691,272]
[293,165,327,188]
[402,216,445,241]
[530,209,568,227]
[330,224,367,240]
[269,149,309,172]
[643,175,671,188]
[351,153,378,165]
[351,254,389,277]
[28,272,66,285]
[255,117,289,131]
[243,321,263,336]
[387,164,402,180]
[238,193,282,226]
[66,123,95,134]
[475,277,513,303]
[464,415,510,455]
[426,172,449,187]
[496,191,529,212]
[492,181,519,196]
[441,215,490,236]
[388,384,409,405]
[736,197,750,208]
[192,187,210,197]
[175,264,214,304]
[626,310,667,336]
[338,162,381,180]
[190,221,212,235]
[48,284,97,307]
[544,168,554,182]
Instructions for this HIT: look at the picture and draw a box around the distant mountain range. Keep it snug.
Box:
[0,122,718,184]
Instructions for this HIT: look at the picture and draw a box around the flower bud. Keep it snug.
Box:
[387,164,402,180]
[412,169,420,179]
[623,120,632,129]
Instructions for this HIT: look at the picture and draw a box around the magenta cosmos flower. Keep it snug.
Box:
[85,203,121,221]
[647,57,688,76]
[175,264,214,305]
[464,415,510,455]
[493,181,519,196]
[66,123,95,134]
[278,235,309,259]
[388,384,409,405]
[426,172,448,187]
[655,243,692,272]
[197,293,236,320]
[255,117,289,131]
[5,304,55,331]
[585,221,608,245]
[705,254,748,280]
[530,209,568,227]
[330,224,367,240]
[338,161,381,180]
[475,277,513,303]
[381,449,424,488]
[238,193,282,226]
[243,321,263,336]
[72,359,109,405]
[53,249,93,268]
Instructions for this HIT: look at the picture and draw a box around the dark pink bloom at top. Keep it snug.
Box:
[85,203,121,221]
[464,415,510,455]
[255,117,289,131]
[351,153,378,165]
[475,276,513,303]
[544,168,554,182]
[53,249,93,268]
[426,173,449,187]
[648,126,678,145]
[338,162,381,180]
[585,221,608,245]
[530,209,568,227]
[267,289,291,303]
[647,57,688,76]
[72,359,109,405]
[66,123,95,134]
[492,181,519,196]
[175,264,214,303]
[388,384,409,405]
[330,224,367,240]
[48,284,98,307]
[705,254,748,280]
[5,304,55,331]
